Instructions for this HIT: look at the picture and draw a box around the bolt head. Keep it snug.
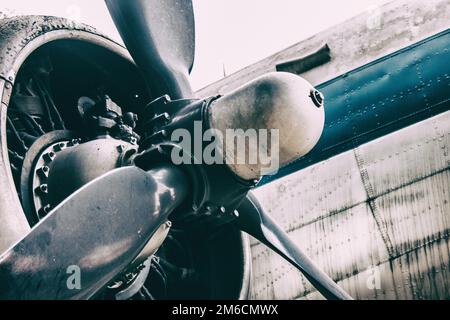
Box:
[37,166,50,178]
[38,205,52,218]
[36,184,48,195]
[43,151,56,162]
[53,142,66,152]
[310,89,325,108]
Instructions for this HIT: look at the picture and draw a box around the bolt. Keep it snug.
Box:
[38,204,51,217]
[37,166,50,178]
[53,142,66,152]
[219,206,226,214]
[162,112,171,121]
[117,145,125,153]
[232,210,240,218]
[165,221,172,228]
[36,184,48,195]
[310,89,324,108]
[43,151,56,162]
[68,138,82,147]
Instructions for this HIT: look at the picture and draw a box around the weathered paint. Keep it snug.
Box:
[252,110,450,299]
[262,28,450,184]
[196,0,450,300]
[197,0,450,97]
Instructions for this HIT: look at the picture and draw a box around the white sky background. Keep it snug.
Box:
[0,0,391,90]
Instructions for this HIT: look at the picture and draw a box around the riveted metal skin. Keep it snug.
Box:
[237,193,351,300]
[262,29,450,184]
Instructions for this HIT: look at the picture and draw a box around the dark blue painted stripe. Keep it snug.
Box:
[261,28,450,185]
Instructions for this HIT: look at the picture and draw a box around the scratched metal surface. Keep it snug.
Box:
[262,28,450,184]
[197,0,450,98]
[194,0,450,300]
[197,0,450,185]
[251,110,450,299]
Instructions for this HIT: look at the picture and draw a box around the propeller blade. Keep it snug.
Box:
[0,165,188,299]
[236,193,352,300]
[105,0,195,99]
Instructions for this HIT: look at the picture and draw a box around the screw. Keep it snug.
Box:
[219,206,226,214]
[232,210,240,218]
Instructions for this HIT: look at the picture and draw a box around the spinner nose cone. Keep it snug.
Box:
[208,72,325,180]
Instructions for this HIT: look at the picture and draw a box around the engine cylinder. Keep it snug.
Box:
[47,138,134,206]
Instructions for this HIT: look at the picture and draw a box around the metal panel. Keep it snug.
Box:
[263,29,450,184]
[253,150,367,233]
[301,238,450,300]
[251,203,389,299]
[197,0,450,99]
[355,111,450,197]
[374,171,450,257]
[251,111,450,299]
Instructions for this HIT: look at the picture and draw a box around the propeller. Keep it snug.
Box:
[236,193,352,300]
[25,0,349,301]
[105,0,195,99]
[0,165,188,299]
